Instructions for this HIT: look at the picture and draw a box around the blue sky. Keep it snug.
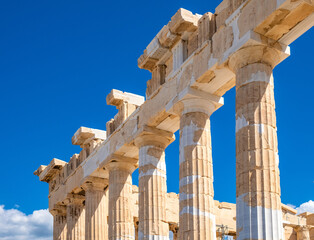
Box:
[0,0,313,238]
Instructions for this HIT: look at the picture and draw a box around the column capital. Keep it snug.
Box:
[63,194,85,206]
[166,87,224,117]
[50,204,67,216]
[295,225,312,232]
[134,125,175,148]
[81,177,108,192]
[228,44,290,72]
[179,98,216,116]
[106,160,137,174]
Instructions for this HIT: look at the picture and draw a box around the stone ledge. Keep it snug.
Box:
[35,158,67,183]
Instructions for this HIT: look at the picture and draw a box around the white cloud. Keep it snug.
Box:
[286,200,314,215]
[286,203,296,209]
[296,200,314,214]
[0,205,52,240]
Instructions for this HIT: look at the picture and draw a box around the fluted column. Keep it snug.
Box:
[65,194,85,240]
[107,161,136,240]
[83,177,109,240]
[230,48,285,240]
[179,98,217,240]
[135,127,174,240]
[296,225,311,240]
[51,205,67,240]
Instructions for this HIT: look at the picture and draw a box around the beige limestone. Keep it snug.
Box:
[83,177,109,240]
[146,64,167,98]
[64,194,85,240]
[35,158,66,183]
[169,8,199,34]
[51,205,67,240]
[106,89,144,136]
[34,1,314,240]
[42,179,314,240]
[178,98,219,240]
[307,213,314,240]
[135,127,175,240]
[230,48,284,239]
[72,127,107,169]
[107,161,136,240]
[72,127,106,146]
[296,225,311,240]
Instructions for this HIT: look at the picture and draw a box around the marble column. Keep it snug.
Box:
[234,61,283,239]
[179,98,217,240]
[296,225,311,240]
[51,205,67,240]
[83,177,109,240]
[135,128,174,240]
[65,194,85,240]
[107,161,136,240]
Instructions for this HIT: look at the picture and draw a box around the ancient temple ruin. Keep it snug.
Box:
[34,0,314,239]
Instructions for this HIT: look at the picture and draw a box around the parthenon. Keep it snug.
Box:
[34,0,314,239]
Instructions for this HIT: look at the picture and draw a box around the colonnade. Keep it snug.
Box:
[34,0,314,237]
[51,175,180,240]
[50,46,310,240]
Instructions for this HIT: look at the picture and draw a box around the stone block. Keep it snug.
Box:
[146,36,168,60]
[157,25,180,48]
[72,127,96,146]
[106,90,144,136]
[36,158,67,183]
[255,1,314,41]
[138,36,169,72]
[146,64,166,98]
[137,49,158,71]
[215,0,247,29]
[169,8,200,34]
[106,89,144,108]
[187,29,198,57]
[198,12,216,47]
